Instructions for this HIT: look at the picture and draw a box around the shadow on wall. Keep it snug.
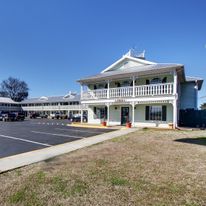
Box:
[175,137,206,146]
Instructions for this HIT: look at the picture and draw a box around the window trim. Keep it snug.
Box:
[145,105,167,121]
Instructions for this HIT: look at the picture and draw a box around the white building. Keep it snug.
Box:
[0,97,21,112]
[21,92,87,116]
[78,50,203,128]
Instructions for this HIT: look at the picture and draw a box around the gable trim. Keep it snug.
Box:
[101,55,156,74]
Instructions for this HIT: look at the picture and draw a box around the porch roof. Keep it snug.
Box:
[185,76,204,90]
[77,63,184,84]
[21,94,80,104]
[0,97,18,104]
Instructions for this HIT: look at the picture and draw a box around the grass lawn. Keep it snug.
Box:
[1,129,206,206]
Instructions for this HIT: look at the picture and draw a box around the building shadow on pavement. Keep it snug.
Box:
[175,137,206,146]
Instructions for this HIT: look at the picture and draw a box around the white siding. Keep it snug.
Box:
[87,106,101,124]
[133,103,173,128]
[87,104,173,128]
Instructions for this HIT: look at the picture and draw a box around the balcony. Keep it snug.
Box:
[81,83,174,100]
[21,105,87,111]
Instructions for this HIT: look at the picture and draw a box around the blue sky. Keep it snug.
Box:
[0,0,205,104]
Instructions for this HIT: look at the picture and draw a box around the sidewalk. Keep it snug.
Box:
[0,128,138,173]
[69,123,127,130]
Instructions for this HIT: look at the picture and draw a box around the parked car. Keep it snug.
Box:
[29,113,40,119]
[69,114,87,122]
[39,113,48,118]
[0,111,16,122]
[50,113,57,119]
[14,112,25,121]
[50,112,67,119]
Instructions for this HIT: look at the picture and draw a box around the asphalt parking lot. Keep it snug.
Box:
[0,119,115,158]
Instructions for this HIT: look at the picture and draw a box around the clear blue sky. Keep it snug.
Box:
[0,0,205,104]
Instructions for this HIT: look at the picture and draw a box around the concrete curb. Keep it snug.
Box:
[0,128,138,173]
[68,123,108,129]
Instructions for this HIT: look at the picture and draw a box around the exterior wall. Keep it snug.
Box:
[0,105,21,112]
[87,73,174,90]
[87,106,101,124]
[180,82,197,109]
[87,103,173,128]
[108,59,143,72]
[133,103,173,128]
[136,74,173,85]
[109,105,132,126]
[87,105,132,125]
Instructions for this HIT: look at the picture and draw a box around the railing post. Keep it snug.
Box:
[107,103,110,126]
[107,80,110,99]
[132,102,135,127]
[173,70,177,95]
[132,76,135,97]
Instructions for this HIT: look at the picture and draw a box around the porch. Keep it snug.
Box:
[81,83,174,100]
[85,101,176,129]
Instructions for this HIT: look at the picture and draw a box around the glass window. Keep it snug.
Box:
[93,107,107,119]
[150,78,162,84]
[149,106,162,121]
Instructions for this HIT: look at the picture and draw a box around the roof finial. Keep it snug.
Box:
[125,48,146,59]
[137,50,145,59]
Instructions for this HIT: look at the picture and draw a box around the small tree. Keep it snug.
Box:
[200,103,206,110]
[0,77,29,102]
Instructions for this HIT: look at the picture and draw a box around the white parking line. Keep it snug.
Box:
[0,134,51,147]
[31,131,83,139]
[55,128,104,134]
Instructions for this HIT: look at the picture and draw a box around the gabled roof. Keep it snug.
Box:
[78,63,184,84]
[0,97,18,104]
[185,76,203,90]
[101,50,156,73]
[78,49,185,84]
[21,94,80,104]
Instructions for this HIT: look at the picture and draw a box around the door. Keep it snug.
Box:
[121,107,129,125]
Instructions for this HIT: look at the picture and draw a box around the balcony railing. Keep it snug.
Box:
[82,83,174,100]
[21,105,87,111]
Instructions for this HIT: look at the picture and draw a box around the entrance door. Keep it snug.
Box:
[121,107,129,125]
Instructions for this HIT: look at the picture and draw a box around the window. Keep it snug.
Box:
[93,107,107,119]
[145,105,166,121]
[150,78,162,84]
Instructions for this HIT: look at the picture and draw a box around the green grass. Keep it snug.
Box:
[35,171,46,183]
[70,180,88,195]
[52,176,88,197]
[111,134,131,143]
[9,187,27,204]
[110,177,129,186]
[8,186,43,206]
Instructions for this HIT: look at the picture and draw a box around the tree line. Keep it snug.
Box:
[0,77,29,102]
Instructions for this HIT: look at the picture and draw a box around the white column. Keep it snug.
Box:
[132,102,135,127]
[80,109,83,123]
[80,84,83,99]
[107,80,110,99]
[132,76,135,97]
[173,70,177,95]
[107,104,110,126]
[173,101,177,129]
[173,70,178,128]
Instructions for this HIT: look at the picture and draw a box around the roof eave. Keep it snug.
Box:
[78,65,184,84]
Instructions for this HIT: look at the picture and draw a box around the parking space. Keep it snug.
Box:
[0,119,115,158]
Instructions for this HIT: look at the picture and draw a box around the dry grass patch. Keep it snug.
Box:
[1,129,206,205]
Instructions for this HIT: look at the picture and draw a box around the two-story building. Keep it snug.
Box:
[78,50,203,128]
[21,92,87,117]
[0,97,21,112]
